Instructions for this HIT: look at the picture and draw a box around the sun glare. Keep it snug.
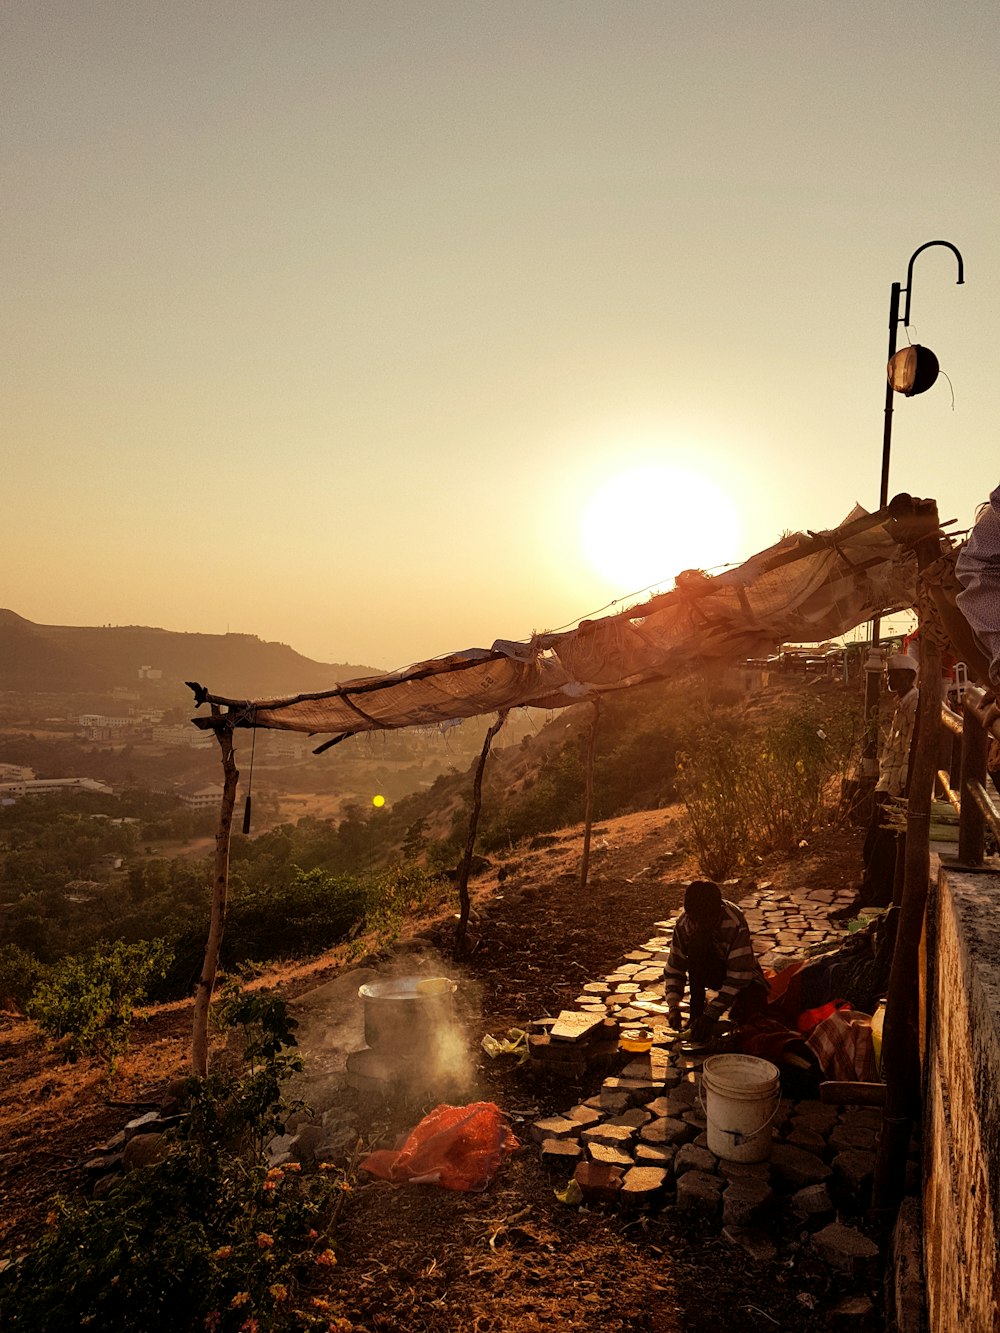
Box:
[580,463,741,593]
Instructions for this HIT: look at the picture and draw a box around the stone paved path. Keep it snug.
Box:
[530,877,892,1321]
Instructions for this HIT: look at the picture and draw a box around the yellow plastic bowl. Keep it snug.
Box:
[620,1027,653,1053]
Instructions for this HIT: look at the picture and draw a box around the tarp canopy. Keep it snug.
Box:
[190,504,918,747]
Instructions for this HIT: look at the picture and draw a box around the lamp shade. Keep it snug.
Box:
[887,344,940,396]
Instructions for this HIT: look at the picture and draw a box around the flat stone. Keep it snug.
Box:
[635,1142,676,1169]
[722,1178,774,1226]
[540,1138,583,1166]
[674,1143,717,1177]
[586,1142,635,1169]
[640,1117,692,1147]
[829,1124,878,1154]
[831,1149,877,1209]
[582,981,611,994]
[567,1105,604,1127]
[122,1132,168,1171]
[681,1108,707,1131]
[124,1111,162,1136]
[596,1091,632,1115]
[611,1108,652,1129]
[530,1116,580,1143]
[550,1011,606,1042]
[827,1295,878,1329]
[791,1101,839,1135]
[770,1142,833,1190]
[676,1169,723,1215]
[789,1182,835,1225]
[785,1125,829,1157]
[722,1225,778,1263]
[840,1106,883,1133]
[573,1160,623,1205]
[811,1221,881,1278]
[620,1166,669,1207]
[581,1123,636,1150]
[718,1159,771,1182]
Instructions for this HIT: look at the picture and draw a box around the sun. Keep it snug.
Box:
[580,463,741,592]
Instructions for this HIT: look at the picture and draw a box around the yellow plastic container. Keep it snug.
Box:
[620,1026,653,1053]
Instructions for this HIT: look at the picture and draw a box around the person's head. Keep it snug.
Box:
[886,653,918,696]
[684,880,724,929]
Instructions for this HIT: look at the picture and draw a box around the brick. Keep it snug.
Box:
[811,1221,881,1278]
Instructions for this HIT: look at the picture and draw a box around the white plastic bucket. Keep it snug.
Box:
[700,1054,781,1163]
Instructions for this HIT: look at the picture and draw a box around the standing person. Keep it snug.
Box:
[834,652,919,918]
[664,880,768,1043]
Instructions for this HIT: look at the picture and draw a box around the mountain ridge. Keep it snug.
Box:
[0,609,382,698]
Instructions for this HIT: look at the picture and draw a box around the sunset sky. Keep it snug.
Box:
[3,2,997,672]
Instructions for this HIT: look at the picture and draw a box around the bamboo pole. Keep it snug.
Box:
[190,708,239,1078]
[579,699,602,892]
[454,710,508,957]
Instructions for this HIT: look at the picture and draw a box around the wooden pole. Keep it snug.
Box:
[579,699,602,892]
[190,707,239,1078]
[454,710,508,958]
[871,498,943,1226]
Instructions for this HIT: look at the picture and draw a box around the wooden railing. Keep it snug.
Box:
[937,685,1000,863]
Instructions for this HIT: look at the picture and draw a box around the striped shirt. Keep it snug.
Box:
[663,900,767,1022]
[957,484,1000,690]
[875,686,918,796]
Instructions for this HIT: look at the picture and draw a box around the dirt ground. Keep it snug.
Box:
[0,806,866,1332]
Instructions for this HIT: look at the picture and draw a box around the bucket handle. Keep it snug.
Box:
[697,1079,782,1147]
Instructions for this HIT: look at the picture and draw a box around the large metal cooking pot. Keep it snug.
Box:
[358,977,456,1057]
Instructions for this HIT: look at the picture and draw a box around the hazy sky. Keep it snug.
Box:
[3,2,997,671]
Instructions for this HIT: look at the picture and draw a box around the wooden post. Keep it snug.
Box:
[454,710,508,957]
[190,707,239,1078]
[871,498,943,1226]
[579,699,602,892]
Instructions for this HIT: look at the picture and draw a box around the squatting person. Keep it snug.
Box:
[664,879,769,1043]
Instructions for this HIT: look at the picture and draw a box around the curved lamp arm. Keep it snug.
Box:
[903,240,965,327]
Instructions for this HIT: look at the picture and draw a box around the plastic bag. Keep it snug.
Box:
[360,1102,519,1192]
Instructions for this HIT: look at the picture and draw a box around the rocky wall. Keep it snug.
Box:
[923,866,1000,1333]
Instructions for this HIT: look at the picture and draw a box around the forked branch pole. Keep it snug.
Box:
[579,699,602,891]
[454,710,508,957]
[190,711,240,1077]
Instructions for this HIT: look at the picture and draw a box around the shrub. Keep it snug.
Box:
[0,985,353,1332]
[677,699,860,879]
[27,937,172,1066]
[0,943,46,1012]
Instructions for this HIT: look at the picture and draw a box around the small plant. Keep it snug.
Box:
[28,937,173,1066]
[0,985,355,1331]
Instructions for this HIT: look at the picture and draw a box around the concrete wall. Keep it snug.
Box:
[923,866,1000,1333]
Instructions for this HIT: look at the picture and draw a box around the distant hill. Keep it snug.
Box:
[0,610,381,697]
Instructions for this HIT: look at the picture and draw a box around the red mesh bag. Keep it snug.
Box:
[360,1102,519,1191]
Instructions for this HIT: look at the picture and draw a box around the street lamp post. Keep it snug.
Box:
[861,241,965,788]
